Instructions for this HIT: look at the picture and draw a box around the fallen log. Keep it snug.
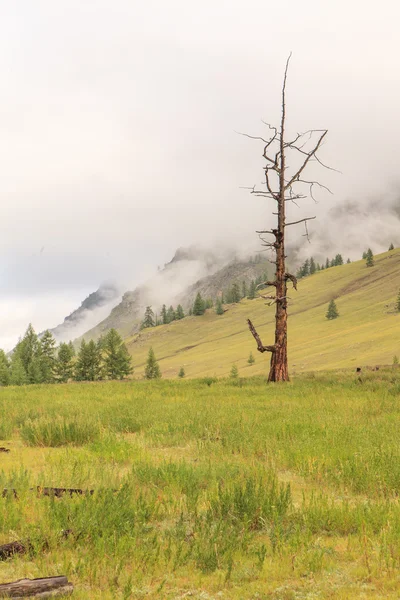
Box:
[2,487,94,499]
[0,576,73,598]
[0,448,10,453]
[0,541,27,560]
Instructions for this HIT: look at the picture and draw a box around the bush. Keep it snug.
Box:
[20,417,100,447]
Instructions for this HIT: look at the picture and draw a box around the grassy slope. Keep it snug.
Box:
[126,249,400,378]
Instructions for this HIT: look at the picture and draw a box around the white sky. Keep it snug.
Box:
[1,0,400,349]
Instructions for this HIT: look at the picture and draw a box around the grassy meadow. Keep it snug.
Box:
[126,248,400,379]
[1,372,400,597]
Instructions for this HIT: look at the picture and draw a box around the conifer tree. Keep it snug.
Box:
[167,305,176,323]
[205,298,213,309]
[161,304,168,324]
[74,339,102,381]
[230,282,241,303]
[141,306,155,329]
[54,342,75,383]
[0,350,10,386]
[39,330,57,383]
[144,347,161,379]
[10,355,27,386]
[247,352,255,365]
[241,280,247,299]
[230,364,239,379]
[178,366,185,378]
[215,297,224,315]
[325,258,330,269]
[362,251,367,260]
[247,280,256,299]
[347,258,351,264]
[396,289,400,312]
[103,328,132,380]
[193,292,206,315]
[326,299,339,320]
[309,257,316,274]
[365,248,374,267]
[334,254,343,266]
[389,243,395,251]
[175,305,185,320]
[14,324,39,376]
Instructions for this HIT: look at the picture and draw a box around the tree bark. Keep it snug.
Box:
[0,576,73,598]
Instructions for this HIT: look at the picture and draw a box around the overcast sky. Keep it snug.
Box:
[1,0,400,349]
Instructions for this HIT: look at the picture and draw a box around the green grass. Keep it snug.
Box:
[0,374,400,597]
[125,249,400,378]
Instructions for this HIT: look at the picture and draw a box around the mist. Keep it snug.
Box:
[2,0,400,349]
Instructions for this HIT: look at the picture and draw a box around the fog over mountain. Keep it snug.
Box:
[2,0,400,349]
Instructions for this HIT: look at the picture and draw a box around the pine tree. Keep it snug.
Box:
[215,298,224,315]
[144,347,161,379]
[326,299,339,320]
[205,298,213,309]
[334,254,343,266]
[396,289,400,312]
[230,364,239,379]
[247,280,256,299]
[141,306,155,329]
[39,330,57,383]
[230,283,241,303]
[309,257,316,275]
[325,258,330,269]
[389,243,395,251]
[54,342,75,383]
[74,339,102,381]
[10,355,27,385]
[103,329,132,380]
[178,366,185,378]
[362,251,367,260]
[175,305,185,320]
[241,280,247,299]
[0,350,10,386]
[161,304,168,324]
[167,305,176,323]
[247,352,255,365]
[347,258,351,264]
[14,323,39,376]
[193,293,206,315]
[28,356,43,384]
[365,248,374,267]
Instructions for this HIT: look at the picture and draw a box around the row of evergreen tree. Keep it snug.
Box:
[0,325,132,386]
[297,254,349,279]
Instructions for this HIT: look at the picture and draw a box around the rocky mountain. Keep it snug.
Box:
[48,283,121,342]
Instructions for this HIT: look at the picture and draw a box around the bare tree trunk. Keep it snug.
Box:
[244,55,331,382]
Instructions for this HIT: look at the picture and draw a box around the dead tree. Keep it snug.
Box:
[243,55,331,382]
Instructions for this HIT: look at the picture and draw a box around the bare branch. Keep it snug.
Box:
[285,273,298,291]
[285,216,316,227]
[284,130,328,189]
[247,319,276,353]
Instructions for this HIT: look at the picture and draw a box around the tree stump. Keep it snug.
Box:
[0,576,73,597]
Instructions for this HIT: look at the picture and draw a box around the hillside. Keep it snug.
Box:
[80,251,271,341]
[126,248,400,378]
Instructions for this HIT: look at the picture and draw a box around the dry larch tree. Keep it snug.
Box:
[243,55,332,382]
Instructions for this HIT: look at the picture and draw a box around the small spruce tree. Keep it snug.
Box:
[193,293,206,315]
[54,342,75,383]
[396,289,400,312]
[362,251,367,260]
[103,328,133,380]
[389,243,395,251]
[175,304,185,320]
[39,330,57,383]
[247,280,256,299]
[178,366,185,378]
[161,304,168,324]
[247,352,255,365]
[309,257,316,275]
[230,364,239,379]
[326,299,339,320]
[144,347,161,379]
[167,305,176,323]
[215,298,224,315]
[241,280,247,299]
[141,306,155,329]
[230,283,241,303]
[365,248,374,267]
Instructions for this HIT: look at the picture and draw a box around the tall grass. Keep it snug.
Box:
[20,417,100,447]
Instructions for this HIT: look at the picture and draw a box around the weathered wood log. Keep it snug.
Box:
[0,448,10,453]
[0,541,27,560]
[0,576,73,598]
[2,487,94,499]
